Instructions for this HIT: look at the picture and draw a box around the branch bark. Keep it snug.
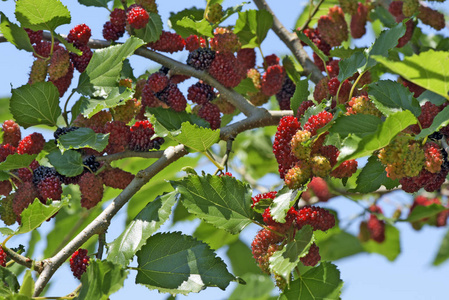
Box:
[252,0,324,84]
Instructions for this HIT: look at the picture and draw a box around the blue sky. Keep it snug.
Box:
[0,0,449,299]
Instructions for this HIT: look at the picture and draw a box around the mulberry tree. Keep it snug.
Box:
[0,0,448,298]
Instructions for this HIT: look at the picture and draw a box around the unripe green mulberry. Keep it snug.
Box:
[0,194,16,226]
[206,3,224,23]
[112,98,139,123]
[29,59,48,84]
[291,130,312,160]
[135,0,158,13]
[347,96,382,117]
[284,161,312,189]
[48,48,70,81]
[402,0,419,17]
[310,155,332,177]
[338,0,358,15]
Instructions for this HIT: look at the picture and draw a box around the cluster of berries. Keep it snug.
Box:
[250,191,335,287]
[70,248,90,279]
[358,205,386,243]
[26,24,94,97]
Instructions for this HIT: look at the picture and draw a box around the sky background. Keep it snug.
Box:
[0,0,449,299]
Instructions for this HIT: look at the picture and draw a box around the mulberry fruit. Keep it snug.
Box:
[2,120,21,147]
[187,48,216,71]
[129,120,155,151]
[104,121,131,154]
[147,31,185,53]
[261,65,285,96]
[99,168,134,189]
[300,243,321,266]
[208,52,243,88]
[67,24,91,46]
[185,35,206,52]
[17,133,45,155]
[273,116,301,178]
[296,205,335,231]
[79,172,104,209]
[157,84,187,112]
[198,102,221,130]
[70,249,90,279]
[187,82,215,105]
[276,77,295,110]
[284,161,312,189]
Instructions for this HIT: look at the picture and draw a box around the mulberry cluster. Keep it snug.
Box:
[408,195,448,229]
[261,65,285,96]
[79,172,104,209]
[367,205,385,243]
[198,102,221,130]
[103,9,126,41]
[208,52,243,88]
[129,120,156,151]
[70,249,90,279]
[147,31,185,53]
[100,168,134,189]
[187,48,216,71]
[185,35,206,52]
[127,5,149,29]
[317,6,348,47]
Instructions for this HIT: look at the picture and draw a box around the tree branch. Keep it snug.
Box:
[33,144,188,296]
[252,0,324,84]
[2,246,43,273]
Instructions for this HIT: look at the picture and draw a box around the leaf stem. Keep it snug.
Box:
[348,70,367,101]
[203,150,224,170]
[63,90,76,126]
[298,0,326,31]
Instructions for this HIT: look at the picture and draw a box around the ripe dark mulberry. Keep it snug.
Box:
[198,102,221,130]
[157,84,187,112]
[187,82,215,105]
[187,48,216,71]
[70,249,90,279]
[127,5,149,29]
[67,24,91,46]
[147,31,185,53]
[300,243,321,266]
[79,172,104,209]
[208,52,243,88]
[261,65,285,97]
[129,120,155,151]
[276,77,295,110]
[99,168,134,189]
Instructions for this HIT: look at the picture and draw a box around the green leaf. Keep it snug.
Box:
[279,262,343,300]
[133,12,163,43]
[290,77,309,113]
[172,175,254,234]
[368,80,421,117]
[0,228,14,236]
[47,150,84,177]
[315,230,364,261]
[362,224,400,261]
[370,5,397,28]
[433,228,449,266]
[0,267,20,296]
[57,128,109,152]
[107,192,178,266]
[295,0,338,29]
[234,9,273,48]
[269,226,314,281]
[328,114,382,138]
[353,155,399,193]
[234,78,259,95]
[415,105,449,139]
[282,56,303,84]
[269,187,301,224]
[0,13,34,52]
[15,0,71,31]
[168,8,204,37]
[330,47,364,59]
[193,221,239,250]
[77,37,145,96]
[404,204,447,222]
[78,0,111,8]
[135,232,236,295]
[173,122,220,152]
[10,82,61,129]
[78,88,134,117]
[16,198,69,234]
[373,50,449,99]
[221,3,249,24]
[337,52,367,82]
[148,107,210,137]
[175,17,213,38]
[417,90,447,106]
[338,111,417,162]
[75,260,128,300]
[18,270,33,297]
[297,31,328,64]
[0,154,36,171]
[228,273,274,300]
[226,239,262,276]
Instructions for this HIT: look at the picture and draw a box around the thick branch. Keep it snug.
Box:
[2,246,43,273]
[33,144,188,296]
[253,0,324,84]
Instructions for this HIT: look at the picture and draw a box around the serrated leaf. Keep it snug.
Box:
[362,224,400,261]
[337,52,367,82]
[404,204,447,222]
[282,56,303,84]
[78,88,134,118]
[315,230,364,261]
[290,77,309,113]
[0,154,36,171]
[174,122,220,152]
[228,273,274,300]
[18,270,33,297]
[75,260,128,300]
[107,192,178,266]
[133,12,163,43]
[77,37,145,96]
[148,107,210,137]
[135,232,235,295]
[15,0,71,31]
[47,150,83,177]
[78,0,111,8]
[16,198,69,234]
[269,226,314,282]
[297,31,328,63]
[57,128,109,152]
[417,90,447,106]
[373,50,449,99]
[338,110,417,163]
[328,114,382,138]
[10,82,61,128]
[0,267,20,296]
[0,228,14,236]
[368,80,421,117]
[172,175,254,234]
[279,262,343,300]
[433,228,449,266]
[175,17,213,38]
[330,47,364,59]
[415,105,449,139]
[168,7,204,36]
[0,13,34,52]
[270,187,301,224]
[193,221,239,250]
[353,155,399,193]
[234,9,273,48]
